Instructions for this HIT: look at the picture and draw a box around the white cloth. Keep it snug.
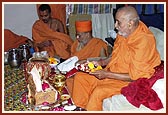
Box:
[149,26,164,60]
[30,66,42,92]
[57,56,79,72]
[91,13,114,41]
[102,79,165,112]
[108,29,117,38]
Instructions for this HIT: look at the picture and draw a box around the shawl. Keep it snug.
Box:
[4,29,28,51]
[32,20,73,59]
[71,38,108,60]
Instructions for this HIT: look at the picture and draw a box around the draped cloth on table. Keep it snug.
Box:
[32,20,73,59]
[36,4,67,34]
[71,21,161,111]
[4,29,28,51]
[71,38,109,60]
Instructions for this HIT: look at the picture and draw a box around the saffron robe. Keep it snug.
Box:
[66,38,109,95]
[32,20,73,59]
[71,38,109,60]
[71,21,161,111]
[4,29,28,51]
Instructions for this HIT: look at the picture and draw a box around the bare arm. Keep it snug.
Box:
[57,20,65,33]
[90,69,133,82]
[106,71,132,82]
[97,56,111,66]
[100,47,107,57]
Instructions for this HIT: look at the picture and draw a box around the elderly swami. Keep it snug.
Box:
[71,20,110,60]
[71,6,161,111]
[66,20,110,95]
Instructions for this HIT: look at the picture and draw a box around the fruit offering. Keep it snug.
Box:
[77,61,102,72]
[48,58,58,64]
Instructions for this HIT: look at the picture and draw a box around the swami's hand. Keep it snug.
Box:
[89,69,108,80]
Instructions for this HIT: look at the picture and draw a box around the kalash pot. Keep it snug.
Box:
[26,55,51,80]
[8,48,22,68]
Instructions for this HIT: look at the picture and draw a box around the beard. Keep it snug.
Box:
[77,38,88,45]
[42,19,48,23]
[118,31,128,38]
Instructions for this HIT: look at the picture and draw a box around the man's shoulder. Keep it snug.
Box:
[33,20,41,26]
[52,18,63,24]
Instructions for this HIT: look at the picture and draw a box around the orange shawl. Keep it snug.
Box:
[106,21,161,80]
[4,29,28,51]
[71,38,108,60]
[32,20,73,59]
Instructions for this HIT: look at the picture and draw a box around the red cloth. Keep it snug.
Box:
[121,61,164,110]
[65,68,78,79]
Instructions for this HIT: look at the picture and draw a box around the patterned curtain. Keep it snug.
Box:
[67,4,116,14]
[66,4,116,41]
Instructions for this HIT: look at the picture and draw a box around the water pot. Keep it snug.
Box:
[18,44,32,61]
[8,48,22,68]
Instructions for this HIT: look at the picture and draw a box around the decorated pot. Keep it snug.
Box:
[26,57,51,80]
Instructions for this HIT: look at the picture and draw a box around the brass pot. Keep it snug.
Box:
[53,74,66,94]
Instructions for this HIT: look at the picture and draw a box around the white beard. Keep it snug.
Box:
[118,31,128,38]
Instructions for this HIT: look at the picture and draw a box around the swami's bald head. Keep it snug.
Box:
[115,6,140,37]
[116,6,139,23]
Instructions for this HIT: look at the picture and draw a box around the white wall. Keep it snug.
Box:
[4,4,39,39]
